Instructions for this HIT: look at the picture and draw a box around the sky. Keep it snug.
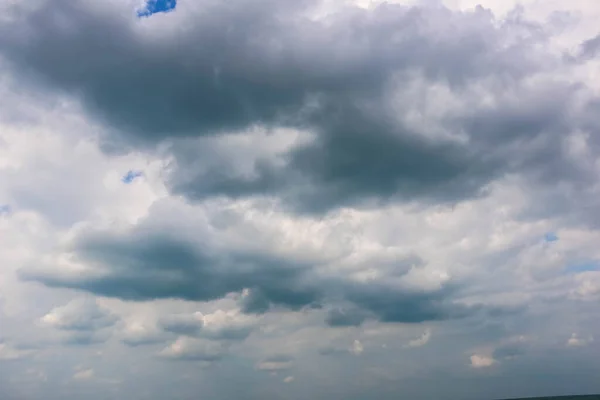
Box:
[0,0,600,399]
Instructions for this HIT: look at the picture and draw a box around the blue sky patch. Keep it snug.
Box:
[0,204,10,215]
[122,170,144,184]
[137,0,177,18]
[565,262,599,274]
[544,232,559,242]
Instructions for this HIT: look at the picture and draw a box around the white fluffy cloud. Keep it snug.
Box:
[470,354,497,369]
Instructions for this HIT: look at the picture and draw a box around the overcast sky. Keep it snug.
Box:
[1,0,600,399]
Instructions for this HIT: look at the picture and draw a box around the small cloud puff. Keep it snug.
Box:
[470,354,496,368]
[350,339,364,355]
[256,355,294,372]
[407,329,432,348]
[73,368,94,380]
[566,333,594,348]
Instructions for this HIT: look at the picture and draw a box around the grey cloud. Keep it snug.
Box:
[580,34,600,60]
[238,286,323,315]
[36,230,319,309]
[20,216,480,325]
[0,1,514,140]
[256,355,294,371]
[318,342,360,357]
[121,335,166,348]
[0,341,37,360]
[159,314,204,337]
[492,343,527,360]
[120,321,171,347]
[158,311,255,341]
[159,337,227,362]
[0,0,595,214]
[325,307,371,327]
[343,282,470,323]
[201,323,255,342]
[40,299,118,345]
[318,346,349,356]
[62,331,110,346]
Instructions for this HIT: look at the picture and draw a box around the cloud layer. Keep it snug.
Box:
[0,0,600,399]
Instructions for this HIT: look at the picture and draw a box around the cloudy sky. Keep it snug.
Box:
[1,0,600,399]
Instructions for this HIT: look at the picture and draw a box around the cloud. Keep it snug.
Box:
[491,336,530,360]
[580,33,600,60]
[0,0,596,217]
[318,339,369,357]
[159,337,226,362]
[159,312,204,337]
[256,355,294,372]
[406,329,432,348]
[0,342,34,360]
[325,307,371,327]
[570,271,600,300]
[62,331,112,346]
[159,309,256,341]
[19,203,479,325]
[470,354,496,368]
[1,0,600,399]
[283,376,294,383]
[566,333,594,348]
[72,368,94,380]
[318,346,350,357]
[40,298,118,345]
[200,310,257,341]
[350,339,364,356]
[120,321,167,347]
[41,298,118,332]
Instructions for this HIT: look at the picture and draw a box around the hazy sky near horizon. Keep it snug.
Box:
[1,0,600,399]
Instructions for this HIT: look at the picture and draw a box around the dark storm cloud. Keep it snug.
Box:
[20,220,476,324]
[0,0,595,213]
[170,104,500,214]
